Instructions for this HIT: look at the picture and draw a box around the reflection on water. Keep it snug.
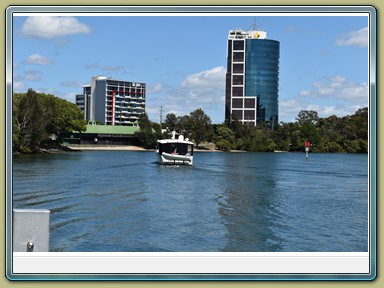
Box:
[215,153,283,251]
[12,151,368,252]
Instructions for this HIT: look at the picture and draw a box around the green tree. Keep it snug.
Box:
[295,110,321,149]
[13,89,87,153]
[151,122,164,142]
[296,110,320,126]
[46,95,87,135]
[318,140,344,153]
[271,121,291,151]
[349,108,368,141]
[214,124,236,149]
[135,113,157,149]
[215,139,232,151]
[13,89,47,152]
[188,108,213,146]
[344,140,361,153]
[358,139,368,153]
[176,115,193,138]
[266,138,277,152]
[164,113,178,132]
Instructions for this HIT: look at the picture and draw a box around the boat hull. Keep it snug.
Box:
[157,152,193,165]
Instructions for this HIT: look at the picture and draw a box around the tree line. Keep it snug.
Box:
[13,89,87,153]
[12,89,368,154]
[137,107,368,153]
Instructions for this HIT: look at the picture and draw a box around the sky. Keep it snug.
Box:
[12,11,370,124]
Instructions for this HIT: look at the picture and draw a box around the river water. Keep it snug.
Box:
[12,151,368,252]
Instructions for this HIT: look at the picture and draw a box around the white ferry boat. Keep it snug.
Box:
[156,133,194,165]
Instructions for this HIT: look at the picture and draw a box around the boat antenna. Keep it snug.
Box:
[248,16,264,31]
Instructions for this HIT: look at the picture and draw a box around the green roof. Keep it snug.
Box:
[83,125,140,135]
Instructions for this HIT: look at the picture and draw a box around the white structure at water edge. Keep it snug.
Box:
[156,133,194,165]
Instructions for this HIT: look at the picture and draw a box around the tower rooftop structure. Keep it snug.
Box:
[228,29,267,40]
[228,19,267,40]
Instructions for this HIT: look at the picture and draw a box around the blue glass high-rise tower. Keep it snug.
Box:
[225,28,279,127]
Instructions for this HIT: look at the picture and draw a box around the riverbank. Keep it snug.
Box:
[65,144,249,153]
[14,144,243,153]
[66,144,149,151]
[66,146,227,152]
[16,142,290,154]
[65,144,284,153]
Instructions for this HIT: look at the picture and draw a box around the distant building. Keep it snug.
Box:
[225,25,279,127]
[76,85,91,121]
[64,123,141,145]
[76,76,146,126]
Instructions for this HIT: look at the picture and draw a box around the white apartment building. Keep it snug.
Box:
[76,76,146,126]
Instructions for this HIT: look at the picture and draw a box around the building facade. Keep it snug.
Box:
[64,123,141,145]
[76,76,146,126]
[225,28,279,127]
[76,85,91,121]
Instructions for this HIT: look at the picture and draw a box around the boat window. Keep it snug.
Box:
[160,143,193,155]
[176,144,188,155]
[160,143,176,154]
[188,144,193,155]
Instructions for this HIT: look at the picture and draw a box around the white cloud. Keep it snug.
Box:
[148,82,164,94]
[299,90,310,97]
[103,65,125,72]
[317,104,364,119]
[279,98,306,122]
[279,97,360,123]
[60,80,86,88]
[181,66,225,89]
[20,16,91,39]
[60,92,77,103]
[322,106,345,116]
[34,87,60,95]
[147,66,226,123]
[336,27,368,48]
[280,75,368,122]
[13,81,26,92]
[24,70,43,81]
[172,67,225,107]
[299,76,368,103]
[85,63,100,69]
[24,54,54,65]
[285,25,297,33]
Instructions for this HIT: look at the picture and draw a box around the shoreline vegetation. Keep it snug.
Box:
[32,143,359,154]
[65,144,249,153]
[12,90,368,155]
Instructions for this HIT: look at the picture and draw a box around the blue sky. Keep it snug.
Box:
[12,13,369,124]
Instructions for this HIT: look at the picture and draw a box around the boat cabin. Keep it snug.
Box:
[156,134,194,165]
[157,141,194,156]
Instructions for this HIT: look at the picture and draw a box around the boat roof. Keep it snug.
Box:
[157,139,194,145]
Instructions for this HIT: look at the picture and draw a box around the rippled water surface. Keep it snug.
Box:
[12,151,368,252]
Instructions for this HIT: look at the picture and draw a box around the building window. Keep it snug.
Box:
[244,110,255,120]
[232,87,243,96]
[233,63,244,73]
[232,110,243,120]
[232,75,243,85]
[244,98,256,108]
[233,52,244,62]
[233,40,244,50]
